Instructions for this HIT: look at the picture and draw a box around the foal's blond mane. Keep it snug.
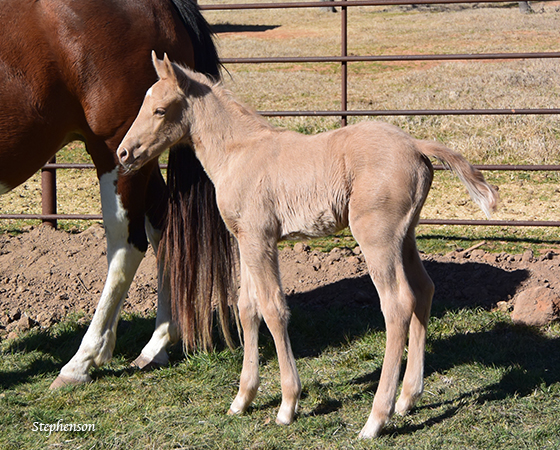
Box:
[176,64,275,135]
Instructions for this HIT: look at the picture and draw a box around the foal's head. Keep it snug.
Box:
[118,52,190,171]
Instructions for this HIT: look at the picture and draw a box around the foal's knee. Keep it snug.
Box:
[259,292,290,326]
[381,288,416,327]
[413,275,434,321]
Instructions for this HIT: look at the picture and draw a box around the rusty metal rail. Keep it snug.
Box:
[222,52,560,64]
[199,0,540,10]
[258,108,560,117]
[2,0,559,228]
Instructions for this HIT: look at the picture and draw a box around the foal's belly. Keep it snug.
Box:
[280,208,348,241]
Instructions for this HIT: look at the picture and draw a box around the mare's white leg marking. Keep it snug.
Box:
[0,181,11,195]
[133,220,179,368]
[52,168,145,386]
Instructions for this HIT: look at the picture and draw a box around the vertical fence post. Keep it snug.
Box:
[341,1,348,127]
[41,156,57,228]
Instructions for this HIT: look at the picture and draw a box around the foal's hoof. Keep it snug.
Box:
[49,375,89,390]
[395,389,423,416]
[227,406,244,416]
[395,397,415,416]
[275,409,295,426]
[275,416,292,426]
[130,353,166,371]
[357,422,383,439]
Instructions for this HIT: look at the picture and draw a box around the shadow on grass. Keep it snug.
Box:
[285,259,529,358]
[416,231,560,255]
[425,322,560,393]
[419,232,560,248]
[388,323,560,435]
[0,315,157,390]
[280,259,553,426]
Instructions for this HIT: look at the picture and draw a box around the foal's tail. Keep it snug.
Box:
[417,140,499,218]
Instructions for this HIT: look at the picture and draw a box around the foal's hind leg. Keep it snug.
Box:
[231,237,301,425]
[395,235,434,415]
[351,217,420,439]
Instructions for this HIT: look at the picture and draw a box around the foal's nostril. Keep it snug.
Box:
[117,147,129,163]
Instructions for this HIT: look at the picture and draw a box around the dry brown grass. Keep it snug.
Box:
[1,1,559,231]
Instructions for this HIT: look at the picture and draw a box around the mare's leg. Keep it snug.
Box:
[51,162,156,388]
[133,168,179,369]
[350,215,419,439]
[228,258,262,415]
[395,234,434,415]
[234,237,301,425]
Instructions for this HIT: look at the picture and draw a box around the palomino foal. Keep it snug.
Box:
[118,53,498,438]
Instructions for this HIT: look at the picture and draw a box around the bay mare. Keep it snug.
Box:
[118,54,499,438]
[0,1,236,389]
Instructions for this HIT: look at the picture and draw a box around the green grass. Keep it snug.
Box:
[290,224,560,256]
[1,305,559,449]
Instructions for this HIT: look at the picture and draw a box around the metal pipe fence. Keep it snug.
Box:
[1,0,558,228]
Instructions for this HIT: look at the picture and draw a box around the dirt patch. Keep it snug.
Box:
[1,225,559,338]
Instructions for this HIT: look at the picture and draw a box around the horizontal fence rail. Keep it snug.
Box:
[1,0,558,228]
[198,0,540,10]
[222,52,560,63]
[258,108,560,117]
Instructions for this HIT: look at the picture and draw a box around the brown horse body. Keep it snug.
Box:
[0,1,234,387]
[118,55,498,438]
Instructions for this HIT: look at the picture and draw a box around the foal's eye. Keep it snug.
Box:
[154,108,167,117]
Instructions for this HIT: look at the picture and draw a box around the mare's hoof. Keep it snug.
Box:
[49,375,88,390]
[130,354,165,371]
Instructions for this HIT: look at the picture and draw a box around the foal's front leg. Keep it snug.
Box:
[229,259,261,415]
[233,238,301,425]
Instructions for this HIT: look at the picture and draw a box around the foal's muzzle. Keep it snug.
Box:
[117,147,141,172]
[117,146,130,164]
[117,146,140,171]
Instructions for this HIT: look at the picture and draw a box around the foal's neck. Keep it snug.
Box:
[185,74,273,181]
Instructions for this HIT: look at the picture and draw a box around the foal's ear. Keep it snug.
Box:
[151,51,179,86]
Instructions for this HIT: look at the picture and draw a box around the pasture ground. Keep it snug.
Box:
[1,1,560,449]
[1,225,560,449]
